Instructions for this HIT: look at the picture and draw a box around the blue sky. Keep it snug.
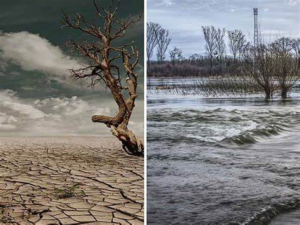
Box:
[148,0,300,58]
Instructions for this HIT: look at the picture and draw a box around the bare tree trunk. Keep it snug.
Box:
[210,56,213,75]
[265,92,271,100]
[264,87,271,100]
[91,69,144,156]
[281,88,288,99]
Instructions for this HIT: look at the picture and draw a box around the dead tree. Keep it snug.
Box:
[156,28,171,63]
[147,22,161,64]
[62,0,143,156]
[271,37,300,99]
[228,30,247,62]
[202,26,217,74]
[241,43,278,100]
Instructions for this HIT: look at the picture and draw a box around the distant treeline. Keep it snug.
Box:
[148,56,238,77]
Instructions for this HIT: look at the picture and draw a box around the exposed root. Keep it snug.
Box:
[111,126,144,157]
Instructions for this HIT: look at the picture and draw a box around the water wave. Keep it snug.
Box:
[222,124,286,145]
[148,87,300,225]
[243,199,300,225]
[148,108,299,145]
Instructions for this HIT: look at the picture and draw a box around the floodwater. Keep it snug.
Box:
[147,78,300,225]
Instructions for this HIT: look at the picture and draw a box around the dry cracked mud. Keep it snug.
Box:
[0,137,144,225]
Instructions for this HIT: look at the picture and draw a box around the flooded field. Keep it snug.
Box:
[147,78,300,225]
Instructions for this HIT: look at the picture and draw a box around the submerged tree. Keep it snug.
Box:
[62,0,143,156]
[271,37,300,99]
[241,44,278,100]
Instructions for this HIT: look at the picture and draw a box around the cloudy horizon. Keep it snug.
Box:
[148,0,300,59]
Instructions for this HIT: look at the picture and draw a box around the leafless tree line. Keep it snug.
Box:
[148,23,300,100]
[201,26,252,73]
[200,35,300,99]
[147,24,252,70]
[167,37,300,100]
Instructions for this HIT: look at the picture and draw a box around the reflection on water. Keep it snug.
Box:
[147,79,300,225]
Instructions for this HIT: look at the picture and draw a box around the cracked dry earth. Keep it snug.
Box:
[0,137,144,225]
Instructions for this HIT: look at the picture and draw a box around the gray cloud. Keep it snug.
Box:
[148,0,300,58]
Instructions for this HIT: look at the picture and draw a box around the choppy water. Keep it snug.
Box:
[147,79,300,225]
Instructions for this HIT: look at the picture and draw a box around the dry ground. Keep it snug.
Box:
[0,137,144,225]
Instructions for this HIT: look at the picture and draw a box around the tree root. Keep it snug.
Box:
[111,126,144,157]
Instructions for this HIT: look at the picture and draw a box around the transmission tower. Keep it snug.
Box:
[254,8,259,48]
[253,8,258,72]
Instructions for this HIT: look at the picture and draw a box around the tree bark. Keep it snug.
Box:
[264,87,271,100]
[91,70,144,156]
[281,89,288,99]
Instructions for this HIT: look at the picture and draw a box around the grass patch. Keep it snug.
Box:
[55,184,86,199]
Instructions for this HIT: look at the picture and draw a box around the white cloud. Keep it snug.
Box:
[162,0,173,6]
[0,32,82,77]
[0,112,17,130]
[0,89,15,101]
[288,0,299,6]
[1,101,45,119]
[0,90,143,136]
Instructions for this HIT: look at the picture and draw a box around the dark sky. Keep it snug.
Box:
[148,0,300,58]
[0,0,144,136]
